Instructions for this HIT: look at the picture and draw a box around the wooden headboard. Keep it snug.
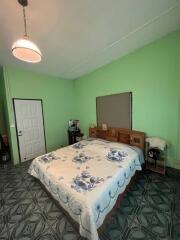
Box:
[89,127,145,151]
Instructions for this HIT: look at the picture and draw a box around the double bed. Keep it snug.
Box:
[28,128,145,240]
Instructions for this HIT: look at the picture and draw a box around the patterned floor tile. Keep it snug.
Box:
[0,231,9,240]
[2,189,33,206]
[0,198,4,214]
[172,220,180,240]
[30,186,50,202]
[2,181,28,194]
[22,172,36,183]
[7,212,52,240]
[125,226,156,240]
[48,215,80,240]
[33,231,59,240]
[39,198,65,221]
[106,193,142,238]
[137,208,171,237]
[25,178,44,193]
[0,214,8,239]
[4,198,41,227]
[0,162,180,240]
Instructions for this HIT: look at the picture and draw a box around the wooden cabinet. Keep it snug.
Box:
[89,128,107,139]
[106,128,118,142]
[89,127,97,138]
[89,127,145,152]
[96,129,107,139]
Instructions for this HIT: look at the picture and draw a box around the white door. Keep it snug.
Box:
[14,99,46,162]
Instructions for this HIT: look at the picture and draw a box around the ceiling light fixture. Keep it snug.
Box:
[12,0,42,63]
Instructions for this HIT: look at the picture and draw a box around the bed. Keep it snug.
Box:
[28,128,145,240]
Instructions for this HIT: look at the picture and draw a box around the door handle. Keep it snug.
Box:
[18,130,22,136]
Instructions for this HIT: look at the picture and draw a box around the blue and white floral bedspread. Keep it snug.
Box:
[28,139,144,240]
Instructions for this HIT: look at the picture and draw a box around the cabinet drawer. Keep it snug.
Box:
[96,130,107,139]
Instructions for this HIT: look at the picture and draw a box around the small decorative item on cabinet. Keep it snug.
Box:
[102,123,108,131]
[145,137,167,175]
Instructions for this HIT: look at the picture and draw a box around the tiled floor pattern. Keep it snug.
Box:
[0,161,180,240]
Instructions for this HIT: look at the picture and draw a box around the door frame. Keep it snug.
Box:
[13,98,47,163]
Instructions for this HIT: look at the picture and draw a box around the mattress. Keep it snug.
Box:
[28,138,144,240]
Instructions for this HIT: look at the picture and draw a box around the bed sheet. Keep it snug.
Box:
[28,139,144,240]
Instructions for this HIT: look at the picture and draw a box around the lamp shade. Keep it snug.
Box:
[12,37,42,63]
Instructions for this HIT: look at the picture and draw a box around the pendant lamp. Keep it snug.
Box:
[12,0,42,63]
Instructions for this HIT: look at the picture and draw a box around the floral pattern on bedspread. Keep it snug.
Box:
[73,142,87,149]
[39,153,59,163]
[107,148,128,161]
[71,171,104,192]
[28,139,144,240]
[73,153,92,164]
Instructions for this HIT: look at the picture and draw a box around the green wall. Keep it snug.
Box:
[74,29,180,169]
[1,29,180,169]
[0,68,7,135]
[2,66,74,165]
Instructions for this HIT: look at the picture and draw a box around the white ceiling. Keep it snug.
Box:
[0,0,180,79]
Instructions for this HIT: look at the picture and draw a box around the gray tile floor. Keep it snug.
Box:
[0,161,180,240]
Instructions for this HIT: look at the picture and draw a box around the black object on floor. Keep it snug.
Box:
[0,161,180,240]
[0,134,10,163]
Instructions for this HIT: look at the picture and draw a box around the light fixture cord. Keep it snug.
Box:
[23,6,28,37]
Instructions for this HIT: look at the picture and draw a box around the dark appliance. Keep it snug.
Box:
[0,134,10,163]
[68,120,83,145]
